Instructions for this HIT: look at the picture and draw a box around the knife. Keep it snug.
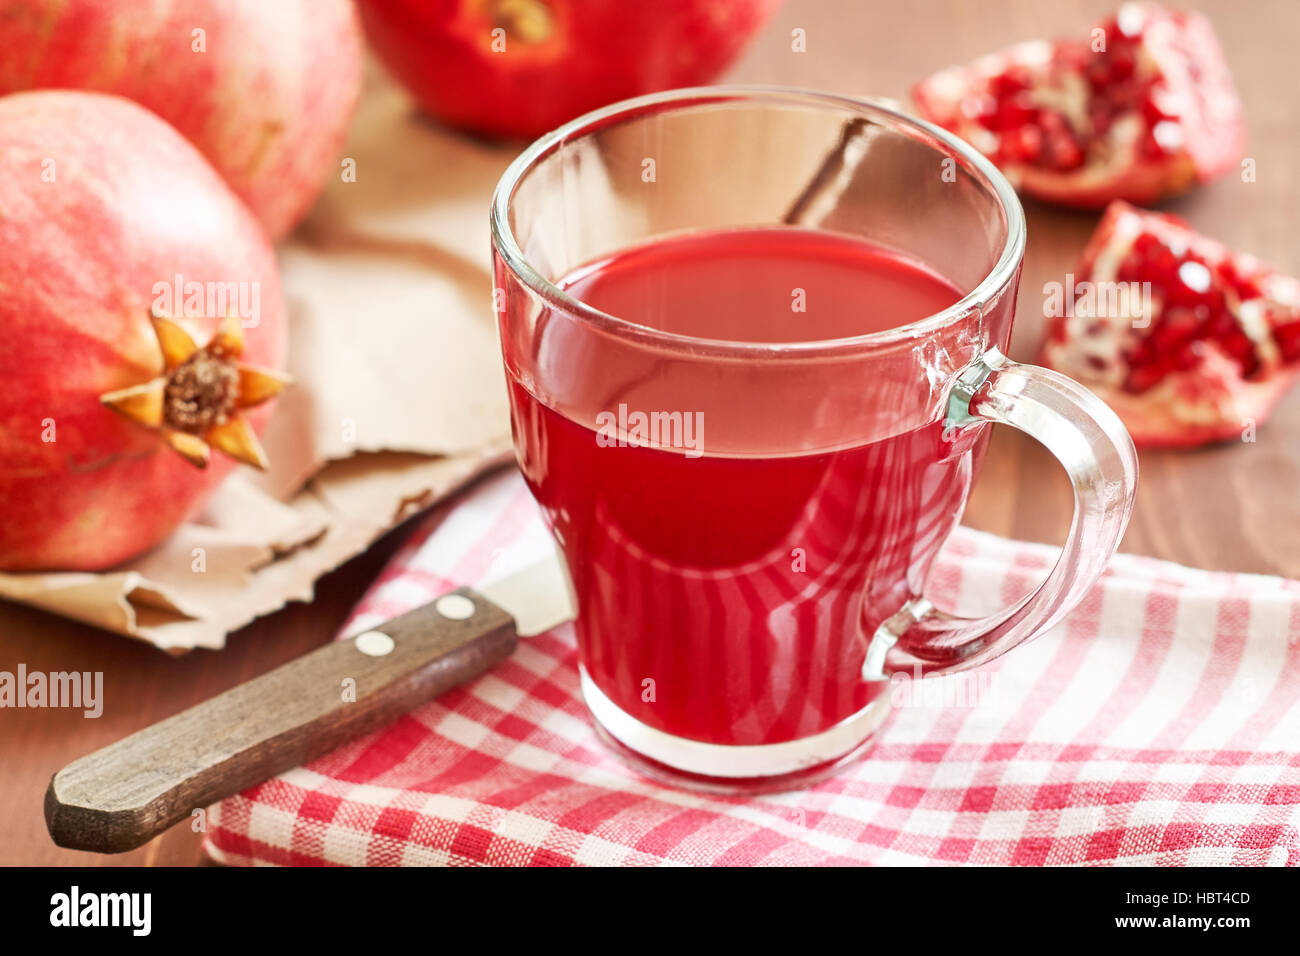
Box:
[44,553,575,854]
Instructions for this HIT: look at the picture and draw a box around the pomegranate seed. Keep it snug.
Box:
[1037,109,1066,132]
[990,91,1037,131]
[1150,306,1200,348]
[991,66,1031,98]
[1113,5,1147,39]
[1274,321,1300,362]
[1172,345,1201,371]
[1109,49,1135,82]
[1147,120,1185,157]
[1044,130,1085,170]
[1142,94,1171,125]
[1176,259,1212,294]
[1208,312,1237,336]
[1000,124,1043,161]
[1219,261,1265,300]
[963,93,998,125]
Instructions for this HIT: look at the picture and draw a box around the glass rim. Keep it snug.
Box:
[489,85,1027,358]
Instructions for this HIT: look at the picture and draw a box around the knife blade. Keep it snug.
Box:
[45,551,575,854]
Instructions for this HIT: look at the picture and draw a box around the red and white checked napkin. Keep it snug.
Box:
[204,469,1300,866]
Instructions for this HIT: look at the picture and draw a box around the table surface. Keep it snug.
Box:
[4,0,1297,865]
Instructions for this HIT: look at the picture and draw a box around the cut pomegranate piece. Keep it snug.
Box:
[1041,202,1300,447]
[913,3,1244,207]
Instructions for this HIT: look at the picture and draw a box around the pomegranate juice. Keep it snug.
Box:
[507,227,977,746]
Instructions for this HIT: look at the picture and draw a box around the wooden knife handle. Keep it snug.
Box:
[45,587,517,854]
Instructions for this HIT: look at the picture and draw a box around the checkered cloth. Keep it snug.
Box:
[204,469,1300,866]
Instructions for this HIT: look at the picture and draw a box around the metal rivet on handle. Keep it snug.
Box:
[354,630,395,657]
[434,594,476,621]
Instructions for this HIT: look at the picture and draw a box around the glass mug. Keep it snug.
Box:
[490,88,1138,792]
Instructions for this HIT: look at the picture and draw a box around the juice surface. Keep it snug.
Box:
[560,225,960,342]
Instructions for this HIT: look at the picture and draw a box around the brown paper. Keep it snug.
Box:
[0,66,520,651]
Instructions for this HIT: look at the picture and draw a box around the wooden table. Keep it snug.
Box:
[4,0,1296,865]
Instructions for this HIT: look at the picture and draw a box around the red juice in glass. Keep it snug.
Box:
[508,227,974,746]
[493,88,1135,790]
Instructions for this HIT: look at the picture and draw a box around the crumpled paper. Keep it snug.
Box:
[0,66,520,651]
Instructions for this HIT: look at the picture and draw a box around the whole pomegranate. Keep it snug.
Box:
[357,0,784,138]
[1042,202,1300,447]
[0,91,288,571]
[913,3,1244,208]
[0,0,364,239]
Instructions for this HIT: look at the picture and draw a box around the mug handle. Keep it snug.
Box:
[861,348,1139,680]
